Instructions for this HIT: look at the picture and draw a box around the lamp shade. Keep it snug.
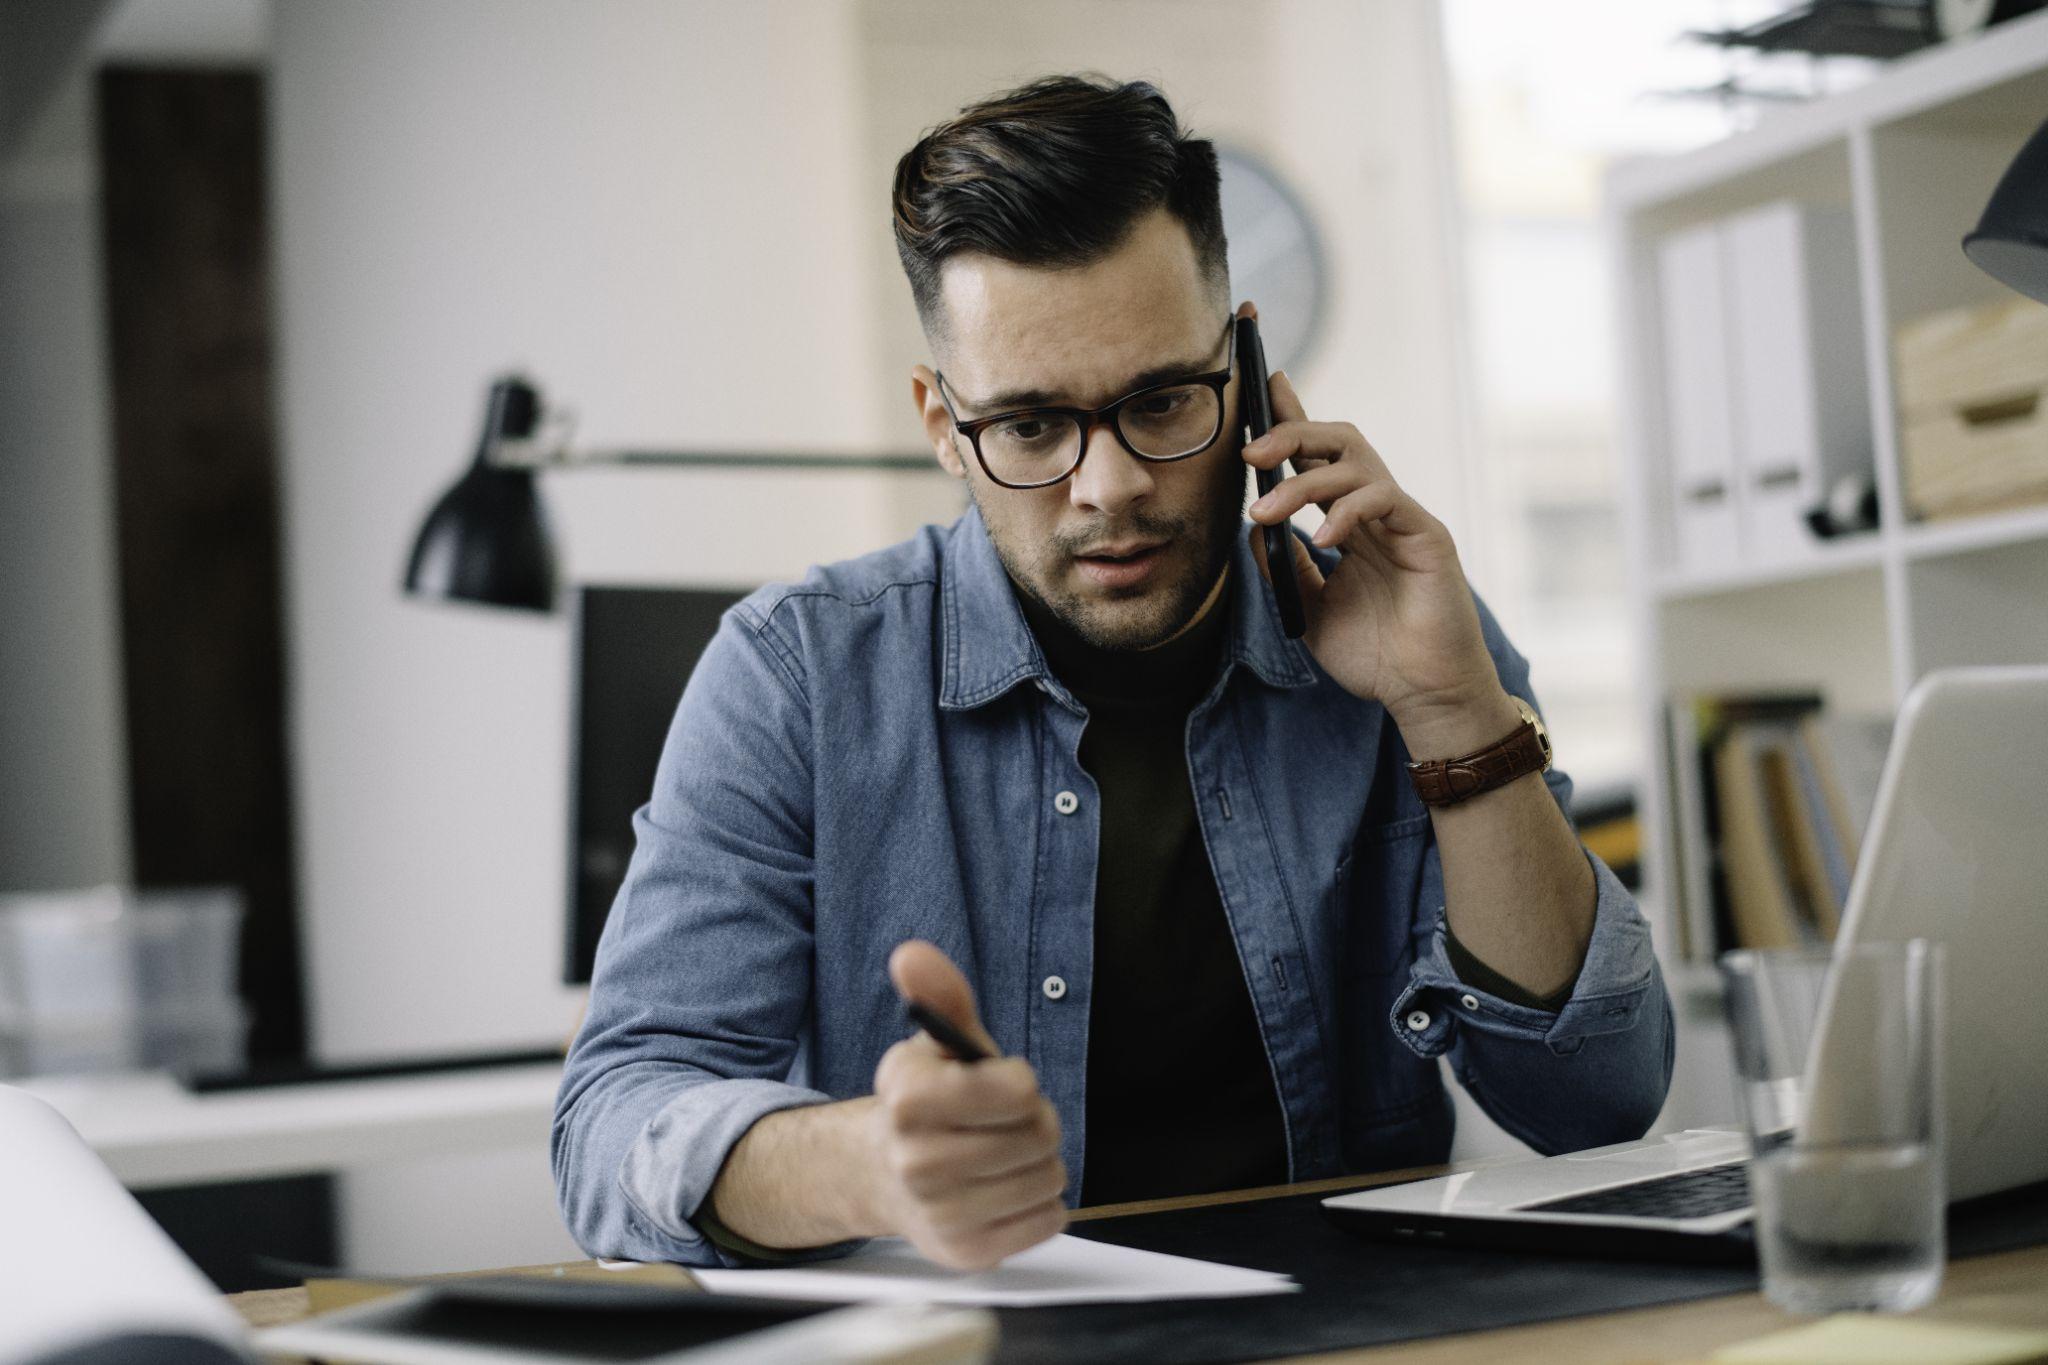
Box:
[1964,116,2048,305]
[403,376,557,611]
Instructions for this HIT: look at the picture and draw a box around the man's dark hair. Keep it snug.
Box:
[891,74,1228,341]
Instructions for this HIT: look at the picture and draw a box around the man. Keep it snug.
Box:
[553,75,1672,1272]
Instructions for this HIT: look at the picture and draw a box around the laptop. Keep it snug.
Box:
[1322,666,2048,1260]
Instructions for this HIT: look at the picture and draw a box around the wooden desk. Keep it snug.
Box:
[232,1170,2048,1362]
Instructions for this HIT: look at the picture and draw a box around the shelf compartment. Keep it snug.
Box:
[1867,65,2048,344]
[1658,565,1896,716]
[1906,537,2048,682]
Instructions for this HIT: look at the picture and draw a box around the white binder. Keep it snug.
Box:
[1722,202,1871,567]
[1657,224,1742,576]
[1655,203,1873,578]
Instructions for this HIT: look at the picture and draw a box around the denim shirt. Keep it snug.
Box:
[553,505,1674,1267]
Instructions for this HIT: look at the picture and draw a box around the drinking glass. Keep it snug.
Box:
[1720,940,1945,1314]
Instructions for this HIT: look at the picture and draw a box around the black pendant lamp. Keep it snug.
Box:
[1964,116,2048,305]
[403,375,557,612]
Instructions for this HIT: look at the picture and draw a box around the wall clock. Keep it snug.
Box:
[1216,145,1328,375]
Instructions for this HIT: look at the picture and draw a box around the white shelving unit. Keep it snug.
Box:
[1605,14,2048,980]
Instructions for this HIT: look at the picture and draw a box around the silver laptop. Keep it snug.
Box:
[1322,666,2048,1259]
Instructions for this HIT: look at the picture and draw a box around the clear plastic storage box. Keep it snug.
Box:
[0,886,249,1080]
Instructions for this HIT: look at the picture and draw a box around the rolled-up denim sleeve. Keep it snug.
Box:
[1385,595,1676,1156]
[1392,829,1675,1154]
[551,602,855,1268]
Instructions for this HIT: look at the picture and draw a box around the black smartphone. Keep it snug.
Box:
[1236,314,1307,638]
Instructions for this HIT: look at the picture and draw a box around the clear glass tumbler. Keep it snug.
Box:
[1720,940,1945,1314]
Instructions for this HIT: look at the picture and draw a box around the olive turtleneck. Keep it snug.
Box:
[1014,575,1290,1206]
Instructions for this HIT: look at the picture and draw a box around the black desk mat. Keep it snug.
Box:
[989,1180,2048,1364]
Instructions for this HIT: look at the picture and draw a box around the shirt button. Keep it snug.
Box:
[1460,993,1480,1011]
[1405,1009,1432,1032]
[1053,790,1079,816]
[1041,975,1068,1001]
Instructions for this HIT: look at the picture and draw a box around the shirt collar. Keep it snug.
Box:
[938,505,1318,712]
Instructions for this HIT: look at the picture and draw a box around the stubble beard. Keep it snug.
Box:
[978,454,1248,652]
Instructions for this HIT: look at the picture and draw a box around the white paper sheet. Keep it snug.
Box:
[694,1232,1297,1306]
[0,1085,251,1364]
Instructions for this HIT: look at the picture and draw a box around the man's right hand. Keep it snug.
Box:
[866,940,1068,1270]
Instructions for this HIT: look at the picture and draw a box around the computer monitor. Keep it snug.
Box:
[566,585,751,984]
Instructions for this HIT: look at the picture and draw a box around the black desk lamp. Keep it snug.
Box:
[402,374,938,613]
[404,376,557,611]
[1964,116,2048,304]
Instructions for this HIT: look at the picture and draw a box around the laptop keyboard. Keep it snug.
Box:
[1521,1161,1752,1220]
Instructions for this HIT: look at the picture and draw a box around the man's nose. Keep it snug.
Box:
[1067,420,1153,516]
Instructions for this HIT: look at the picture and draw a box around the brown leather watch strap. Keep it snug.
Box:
[1407,716,1551,808]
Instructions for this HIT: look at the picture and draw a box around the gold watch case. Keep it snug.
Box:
[1514,696,1554,771]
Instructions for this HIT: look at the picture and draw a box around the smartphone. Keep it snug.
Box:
[1236,314,1307,638]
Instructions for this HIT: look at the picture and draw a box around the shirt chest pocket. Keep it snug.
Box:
[1332,815,1431,977]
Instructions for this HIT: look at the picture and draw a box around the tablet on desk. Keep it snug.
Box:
[256,1290,995,1364]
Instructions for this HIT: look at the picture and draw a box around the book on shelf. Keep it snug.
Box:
[1664,691,1891,961]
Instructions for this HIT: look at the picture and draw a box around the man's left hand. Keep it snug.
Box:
[1242,369,1513,756]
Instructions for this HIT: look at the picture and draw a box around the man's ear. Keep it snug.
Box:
[911,364,968,480]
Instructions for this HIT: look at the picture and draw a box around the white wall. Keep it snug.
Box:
[268,0,1520,1189]
[264,0,963,1272]
[268,0,921,1065]
[0,69,131,894]
[852,0,1481,542]
[259,2,1522,1252]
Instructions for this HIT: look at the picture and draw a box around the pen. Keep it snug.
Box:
[905,1001,994,1063]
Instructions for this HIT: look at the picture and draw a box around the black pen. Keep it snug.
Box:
[905,1001,994,1063]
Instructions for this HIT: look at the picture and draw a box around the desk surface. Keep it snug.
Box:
[231,1170,2048,1363]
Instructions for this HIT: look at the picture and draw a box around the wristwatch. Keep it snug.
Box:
[1406,697,1552,808]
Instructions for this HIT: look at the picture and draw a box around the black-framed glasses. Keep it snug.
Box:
[936,320,1237,490]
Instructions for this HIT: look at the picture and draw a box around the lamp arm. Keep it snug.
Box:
[476,374,939,473]
[488,408,577,470]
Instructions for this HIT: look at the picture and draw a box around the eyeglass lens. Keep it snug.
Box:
[978,384,1222,486]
